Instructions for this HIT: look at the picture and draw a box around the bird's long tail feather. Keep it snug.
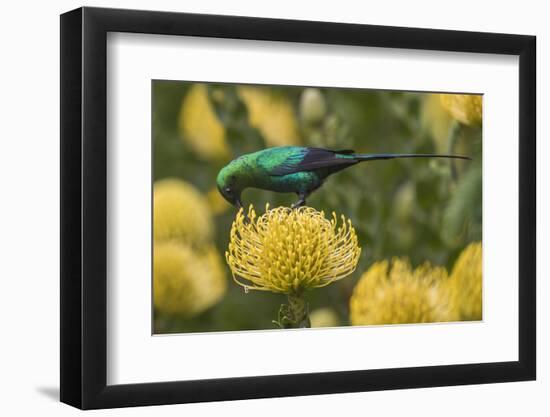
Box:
[353,153,471,162]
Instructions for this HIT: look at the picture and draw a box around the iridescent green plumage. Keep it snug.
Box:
[217,146,469,208]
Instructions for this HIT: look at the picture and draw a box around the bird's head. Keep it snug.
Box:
[216,163,243,209]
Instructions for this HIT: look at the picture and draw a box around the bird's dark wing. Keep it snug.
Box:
[269,147,357,176]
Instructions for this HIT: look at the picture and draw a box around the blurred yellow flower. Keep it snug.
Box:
[421,94,454,152]
[350,259,454,326]
[154,241,227,317]
[154,178,213,245]
[179,83,230,160]
[439,94,482,126]
[237,86,301,146]
[226,205,361,294]
[310,307,340,328]
[447,242,482,320]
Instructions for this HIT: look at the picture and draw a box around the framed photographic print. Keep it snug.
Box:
[60,6,536,409]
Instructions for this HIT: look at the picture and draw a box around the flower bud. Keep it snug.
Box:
[300,88,327,125]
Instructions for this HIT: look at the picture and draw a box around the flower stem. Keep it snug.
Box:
[274,293,311,329]
[288,293,310,327]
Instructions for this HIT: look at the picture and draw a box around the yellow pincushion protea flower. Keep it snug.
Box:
[439,94,483,126]
[350,258,454,326]
[237,86,301,147]
[154,241,227,317]
[153,178,213,245]
[179,83,230,160]
[447,242,482,320]
[226,205,361,294]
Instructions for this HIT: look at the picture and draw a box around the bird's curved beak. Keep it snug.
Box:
[234,198,250,223]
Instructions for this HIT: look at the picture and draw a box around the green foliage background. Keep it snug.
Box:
[153,81,482,333]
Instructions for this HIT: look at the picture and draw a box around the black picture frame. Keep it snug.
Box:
[60,6,536,410]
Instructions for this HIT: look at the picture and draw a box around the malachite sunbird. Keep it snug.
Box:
[216,146,470,209]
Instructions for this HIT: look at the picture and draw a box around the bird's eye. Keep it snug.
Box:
[225,187,231,193]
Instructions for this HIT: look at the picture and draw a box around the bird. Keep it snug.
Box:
[216,146,470,209]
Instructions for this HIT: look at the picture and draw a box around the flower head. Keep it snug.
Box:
[179,83,229,160]
[447,242,482,320]
[350,258,454,325]
[439,94,482,126]
[154,241,227,317]
[153,178,213,246]
[237,86,301,147]
[226,205,361,294]
[153,179,228,319]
